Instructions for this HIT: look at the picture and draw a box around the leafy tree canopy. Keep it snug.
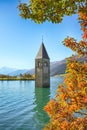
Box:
[18,0,87,23]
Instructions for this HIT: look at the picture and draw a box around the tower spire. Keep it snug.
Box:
[36,43,49,59]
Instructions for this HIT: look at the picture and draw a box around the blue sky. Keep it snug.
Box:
[0,0,82,69]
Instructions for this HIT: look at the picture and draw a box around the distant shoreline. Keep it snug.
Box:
[0,78,35,81]
[0,74,35,81]
[0,74,65,81]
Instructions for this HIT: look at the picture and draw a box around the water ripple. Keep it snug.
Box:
[0,78,64,130]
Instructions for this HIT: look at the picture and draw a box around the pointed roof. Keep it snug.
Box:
[36,43,50,59]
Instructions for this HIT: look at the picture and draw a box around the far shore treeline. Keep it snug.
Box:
[0,73,35,80]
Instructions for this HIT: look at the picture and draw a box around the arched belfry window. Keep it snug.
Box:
[38,62,42,67]
[38,62,40,67]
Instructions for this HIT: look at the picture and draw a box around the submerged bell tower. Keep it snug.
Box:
[35,42,50,87]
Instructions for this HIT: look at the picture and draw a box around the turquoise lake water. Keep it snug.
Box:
[0,77,64,130]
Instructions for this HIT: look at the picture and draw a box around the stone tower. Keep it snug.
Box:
[35,43,50,87]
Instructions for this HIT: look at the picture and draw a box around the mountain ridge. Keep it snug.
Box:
[0,56,86,76]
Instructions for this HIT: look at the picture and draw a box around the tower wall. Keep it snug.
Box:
[35,59,43,87]
[35,58,50,87]
[42,59,50,87]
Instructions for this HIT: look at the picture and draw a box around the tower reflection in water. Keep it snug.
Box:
[34,87,50,129]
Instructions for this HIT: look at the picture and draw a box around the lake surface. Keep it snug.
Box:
[0,77,64,130]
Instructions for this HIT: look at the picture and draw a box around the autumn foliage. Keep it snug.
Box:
[18,0,87,23]
[44,59,87,130]
[43,7,87,130]
[63,6,87,56]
